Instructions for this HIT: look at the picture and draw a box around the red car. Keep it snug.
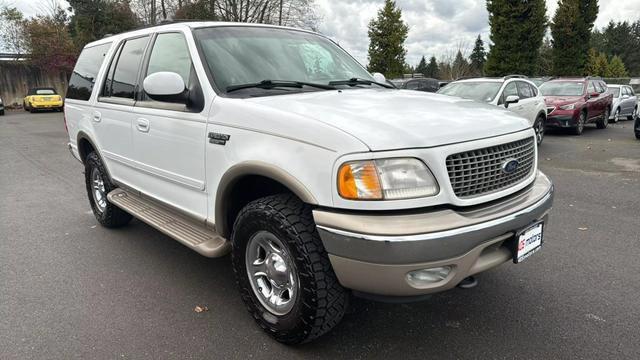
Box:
[540,77,613,135]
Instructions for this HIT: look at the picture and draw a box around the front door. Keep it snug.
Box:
[129,31,209,220]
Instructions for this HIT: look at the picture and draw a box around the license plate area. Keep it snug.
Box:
[513,221,544,263]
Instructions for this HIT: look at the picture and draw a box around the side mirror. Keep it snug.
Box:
[372,72,386,84]
[505,95,520,108]
[589,92,600,98]
[143,72,187,103]
[622,94,630,99]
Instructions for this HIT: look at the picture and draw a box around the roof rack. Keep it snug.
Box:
[503,75,528,80]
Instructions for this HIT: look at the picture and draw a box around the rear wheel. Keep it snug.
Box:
[596,108,609,129]
[571,111,586,135]
[0,110,4,116]
[23,101,28,111]
[84,152,132,228]
[534,115,545,145]
[231,194,348,344]
[629,107,638,121]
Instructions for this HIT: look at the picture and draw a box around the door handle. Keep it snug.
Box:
[136,118,150,133]
[92,111,101,122]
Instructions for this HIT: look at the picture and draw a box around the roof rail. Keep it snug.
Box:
[503,75,528,80]
[455,76,481,81]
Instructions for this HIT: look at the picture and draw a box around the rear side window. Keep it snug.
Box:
[67,43,112,101]
[517,81,534,99]
[103,36,149,100]
[628,87,636,96]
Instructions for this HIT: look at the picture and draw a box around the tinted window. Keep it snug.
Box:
[517,81,534,99]
[628,87,635,96]
[405,80,420,90]
[146,33,192,88]
[540,82,585,96]
[66,43,111,100]
[110,36,149,99]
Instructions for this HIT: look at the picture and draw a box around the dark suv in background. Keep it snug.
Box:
[540,77,613,135]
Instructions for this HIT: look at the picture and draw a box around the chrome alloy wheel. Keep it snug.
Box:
[245,231,298,315]
[91,167,107,213]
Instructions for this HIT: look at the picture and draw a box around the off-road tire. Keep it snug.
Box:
[596,108,609,129]
[84,152,132,228]
[231,194,348,345]
[571,111,586,135]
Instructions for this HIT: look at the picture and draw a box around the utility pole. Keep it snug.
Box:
[279,0,283,25]
[150,0,157,25]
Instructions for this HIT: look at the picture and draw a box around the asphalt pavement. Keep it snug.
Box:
[1,110,639,359]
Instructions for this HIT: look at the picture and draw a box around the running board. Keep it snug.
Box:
[107,188,230,258]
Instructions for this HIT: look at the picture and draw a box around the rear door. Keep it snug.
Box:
[129,31,209,219]
[94,35,150,182]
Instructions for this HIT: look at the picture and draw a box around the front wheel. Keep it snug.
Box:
[231,194,348,344]
[534,116,545,145]
[571,111,586,135]
[596,108,609,129]
[612,108,620,123]
[629,107,638,121]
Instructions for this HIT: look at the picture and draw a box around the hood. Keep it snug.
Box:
[246,89,530,151]
[544,95,584,106]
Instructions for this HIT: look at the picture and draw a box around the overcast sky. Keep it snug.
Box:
[5,0,640,66]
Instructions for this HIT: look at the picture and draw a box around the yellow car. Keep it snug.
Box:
[23,87,64,113]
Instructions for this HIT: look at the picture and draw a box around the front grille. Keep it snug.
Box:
[446,137,536,198]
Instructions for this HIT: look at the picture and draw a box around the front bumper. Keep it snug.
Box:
[545,111,578,128]
[314,172,554,297]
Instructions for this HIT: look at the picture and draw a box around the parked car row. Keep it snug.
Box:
[437,75,547,144]
[434,75,640,140]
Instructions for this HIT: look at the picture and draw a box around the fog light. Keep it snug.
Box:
[406,266,452,287]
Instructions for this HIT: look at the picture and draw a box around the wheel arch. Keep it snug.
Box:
[215,161,318,239]
[76,131,114,182]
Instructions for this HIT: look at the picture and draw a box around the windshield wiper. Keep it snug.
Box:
[226,80,336,93]
[328,77,394,89]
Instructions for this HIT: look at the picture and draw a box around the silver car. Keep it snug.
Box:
[608,84,638,122]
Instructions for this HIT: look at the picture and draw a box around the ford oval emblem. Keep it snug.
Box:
[502,158,520,174]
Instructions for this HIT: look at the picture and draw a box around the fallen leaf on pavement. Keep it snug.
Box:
[194,305,208,313]
[578,227,588,231]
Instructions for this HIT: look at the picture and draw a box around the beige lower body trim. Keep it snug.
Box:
[329,233,513,297]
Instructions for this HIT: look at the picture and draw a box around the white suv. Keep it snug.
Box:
[65,22,553,344]
[438,76,548,144]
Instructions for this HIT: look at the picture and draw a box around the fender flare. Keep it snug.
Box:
[215,161,318,238]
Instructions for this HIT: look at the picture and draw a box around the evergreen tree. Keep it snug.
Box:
[451,50,471,79]
[416,56,428,76]
[594,52,609,77]
[607,55,628,78]
[469,34,487,75]
[485,0,547,76]
[537,37,553,76]
[425,56,439,78]
[367,0,409,78]
[583,48,600,76]
[551,0,599,75]
[68,0,139,49]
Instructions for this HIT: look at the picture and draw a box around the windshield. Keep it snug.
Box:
[36,89,56,95]
[608,87,620,97]
[194,26,374,95]
[436,82,502,102]
[539,82,585,96]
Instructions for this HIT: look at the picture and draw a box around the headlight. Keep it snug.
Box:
[337,158,439,200]
[559,103,576,110]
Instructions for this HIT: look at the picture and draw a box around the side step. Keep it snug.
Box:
[107,188,230,258]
